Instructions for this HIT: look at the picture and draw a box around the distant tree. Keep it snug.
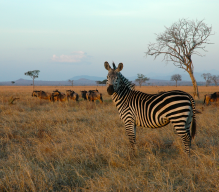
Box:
[101,79,107,84]
[135,74,149,87]
[68,80,73,87]
[95,81,100,86]
[211,75,219,86]
[201,73,212,86]
[145,19,214,99]
[171,74,182,87]
[11,81,15,85]
[96,79,107,85]
[24,70,40,90]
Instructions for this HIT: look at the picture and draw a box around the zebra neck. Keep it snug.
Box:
[111,85,131,103]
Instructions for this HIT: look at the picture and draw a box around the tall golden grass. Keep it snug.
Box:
[0,86,218,191]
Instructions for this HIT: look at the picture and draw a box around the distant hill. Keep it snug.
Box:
[1,69,218,86]
[1,68,218,86]
[69,70,219,82]
[69,75,105,81]
[0,78,206,86]
[0,78,98,86]
[144,69,219,82]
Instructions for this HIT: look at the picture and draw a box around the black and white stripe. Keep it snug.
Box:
[104,61,196,155]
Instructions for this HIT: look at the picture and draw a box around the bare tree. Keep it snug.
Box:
[171,74,182,87]
[145,19,213,99]
[201,73,212,86]
[210,75,219,86]
[135,74,149,87]
[24,70,40,90]
[68,80,74,87]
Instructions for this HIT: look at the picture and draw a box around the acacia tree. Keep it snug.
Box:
[171,74,182,87]
[201,73,212,86]
[145,19,213,99]
[135,74,149,87]
[11,81,15,85]
[96,79,107,86]
[211,75,219,86]
[95,81,100,86]
[101,79,107,84]
[68,80,74,87]
[24,70,40,90]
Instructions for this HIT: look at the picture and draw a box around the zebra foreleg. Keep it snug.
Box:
[125,121,137,152]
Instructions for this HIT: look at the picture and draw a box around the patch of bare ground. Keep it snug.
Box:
[0,86,218,191]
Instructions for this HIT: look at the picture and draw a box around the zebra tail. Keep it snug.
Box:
[190,96,196,139]
[191,115,196,139]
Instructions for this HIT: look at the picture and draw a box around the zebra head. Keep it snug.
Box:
[104,61,123,95]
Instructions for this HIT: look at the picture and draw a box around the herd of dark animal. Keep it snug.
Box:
[31,89,218,105]
[32,89,103,103]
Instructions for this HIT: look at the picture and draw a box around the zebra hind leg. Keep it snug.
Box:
[182,108,193,156]
[173,124,192,156]
[171,109,193,156]
[180,132,191,156]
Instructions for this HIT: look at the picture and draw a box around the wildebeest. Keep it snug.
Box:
[80,90,103,103]
[52,90,67,102]
[81,90,88,100]
[66,90,79,101]
[88,89,99,93]
[86,90,103,103]
[204,92,219,105]
[32,90,53,101]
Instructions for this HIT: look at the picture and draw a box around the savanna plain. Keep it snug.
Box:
[0,85,218,191]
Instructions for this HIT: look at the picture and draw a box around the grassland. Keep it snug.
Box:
[0,86,218,191]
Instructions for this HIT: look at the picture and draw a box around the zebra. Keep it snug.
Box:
[104,61,196,156]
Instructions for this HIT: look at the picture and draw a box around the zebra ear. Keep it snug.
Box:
[104,61,112,71]
[116,63,123,72]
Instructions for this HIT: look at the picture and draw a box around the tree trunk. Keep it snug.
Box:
[188,71,199,99]
[33,78,34,91]
[176,80,177,87]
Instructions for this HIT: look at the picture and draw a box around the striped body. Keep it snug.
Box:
[113,89,194,129]
[104,61,196,155]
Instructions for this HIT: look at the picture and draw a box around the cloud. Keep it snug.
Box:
[52,51,86,63]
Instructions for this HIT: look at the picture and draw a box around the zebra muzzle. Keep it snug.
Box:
[107,85,114,95]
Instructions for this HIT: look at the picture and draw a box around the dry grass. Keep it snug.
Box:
[0,86,218,191]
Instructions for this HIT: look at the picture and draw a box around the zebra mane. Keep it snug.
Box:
[112,62,116,69]
[112,62,135,90]
[119,72,135,90]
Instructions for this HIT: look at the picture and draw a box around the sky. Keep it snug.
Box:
[1,0,219,81]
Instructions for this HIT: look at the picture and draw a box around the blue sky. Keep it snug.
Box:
[1,0,219,81]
